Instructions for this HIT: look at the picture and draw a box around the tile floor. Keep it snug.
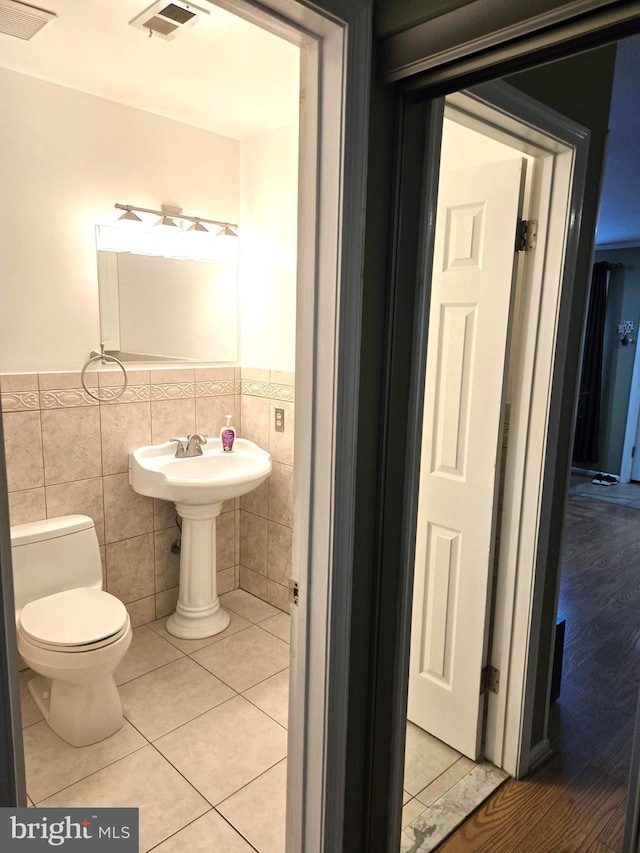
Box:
[20,589,504,851]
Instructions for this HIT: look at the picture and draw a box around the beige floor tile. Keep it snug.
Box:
[24,719,146,803]
[155,695,287,806]
[218,759,287,853]
[415,755,476,806]
[403,722,461,796]
[191,625,289,692]
[153,808,254,852]
[120,657,235,741]
[220,589,280,623]
[147,610,251,654]
[115,625,183,686]
[402,796,428,829]
[259,612,291,643]
[39,745,209,852]
[243,668,289,728]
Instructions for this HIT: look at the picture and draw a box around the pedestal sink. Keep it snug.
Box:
[129,438,271,639]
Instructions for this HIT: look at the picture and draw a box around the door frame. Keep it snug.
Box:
[378,0,640,87]
[384,78,591,819]
[446,83,590,777]
[620,291,640,482]
[371,2,638,850]
[0,3,373,852]
[370,10,640,853]
[410,84,590,776]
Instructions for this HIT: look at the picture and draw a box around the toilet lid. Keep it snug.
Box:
[20,588,128,648]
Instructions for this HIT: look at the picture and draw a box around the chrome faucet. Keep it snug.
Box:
[170,434,208,458]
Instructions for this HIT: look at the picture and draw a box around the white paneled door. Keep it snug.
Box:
[408,158,526,760]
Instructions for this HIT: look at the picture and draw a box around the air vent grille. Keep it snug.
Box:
[160,4,196,25]
[145,15,179,37]
[0,0,55,40]
[130,1,207,41]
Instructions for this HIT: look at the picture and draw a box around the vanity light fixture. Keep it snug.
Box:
[187,219,209,233]
[114,203,238,233]
[155,204,181,229]
[117,206,143,223]
[108,203,239,261]
[215,224,240,260]
[156,214,179,228]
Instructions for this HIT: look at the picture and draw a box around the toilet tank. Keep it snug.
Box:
[10,515,103,612]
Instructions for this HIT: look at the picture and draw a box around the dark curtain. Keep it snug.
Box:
[573,261,609,465]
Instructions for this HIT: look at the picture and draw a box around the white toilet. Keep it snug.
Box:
[11,514,132,747]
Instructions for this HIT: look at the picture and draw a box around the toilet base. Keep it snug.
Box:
[28,674,124,748]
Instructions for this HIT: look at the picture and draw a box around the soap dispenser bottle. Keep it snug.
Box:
[220,414,236,452]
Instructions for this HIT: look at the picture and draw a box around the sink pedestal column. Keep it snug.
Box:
[166,500,230,639]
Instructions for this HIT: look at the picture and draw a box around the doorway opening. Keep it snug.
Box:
[400,82,586,847]
[0,0,365,850]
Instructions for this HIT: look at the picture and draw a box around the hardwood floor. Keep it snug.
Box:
[439,488,640,852]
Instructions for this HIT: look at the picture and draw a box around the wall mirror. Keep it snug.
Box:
[96,245,238,363]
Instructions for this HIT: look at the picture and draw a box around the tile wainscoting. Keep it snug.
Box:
[1,365,295,626]
[237,368,294,614]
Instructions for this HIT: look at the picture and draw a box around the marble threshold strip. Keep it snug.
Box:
[401,762,508,853]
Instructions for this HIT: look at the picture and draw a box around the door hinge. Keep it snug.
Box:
[481,665,500,695]
[289,579,300,606]
[515,219,538,253]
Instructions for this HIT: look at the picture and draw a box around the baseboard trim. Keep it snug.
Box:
[528,738,554,775]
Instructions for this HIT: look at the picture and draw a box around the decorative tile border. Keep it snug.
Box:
[270,383,295,402]
[195,379,236,397]
[1,392,39,412]
[241,379,271,398]
[1,369,295,411]
[151,383,195,401]
[240,380,296,403]
[1,385,156,411]
[97,384,151,404]
[40,389,99,409]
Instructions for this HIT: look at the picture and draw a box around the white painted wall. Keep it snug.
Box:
[0,67,239,373]
[239,125,299,372]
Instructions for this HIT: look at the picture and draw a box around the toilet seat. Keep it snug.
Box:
[19,588,129,653]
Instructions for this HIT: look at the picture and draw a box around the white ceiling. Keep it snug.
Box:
[0,0,300,140]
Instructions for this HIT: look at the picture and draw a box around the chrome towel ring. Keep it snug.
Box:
[81,344,128,402]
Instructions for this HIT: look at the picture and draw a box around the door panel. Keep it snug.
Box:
[408,157,526,760]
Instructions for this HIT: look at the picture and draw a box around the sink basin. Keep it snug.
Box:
[129,437,271,505]
[128,436,272,640]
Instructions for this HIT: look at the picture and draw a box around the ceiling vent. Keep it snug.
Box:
[130,1,209,41]
[0,0,55,40]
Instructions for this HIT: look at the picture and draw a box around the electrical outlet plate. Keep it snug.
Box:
[275,408,285,432]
